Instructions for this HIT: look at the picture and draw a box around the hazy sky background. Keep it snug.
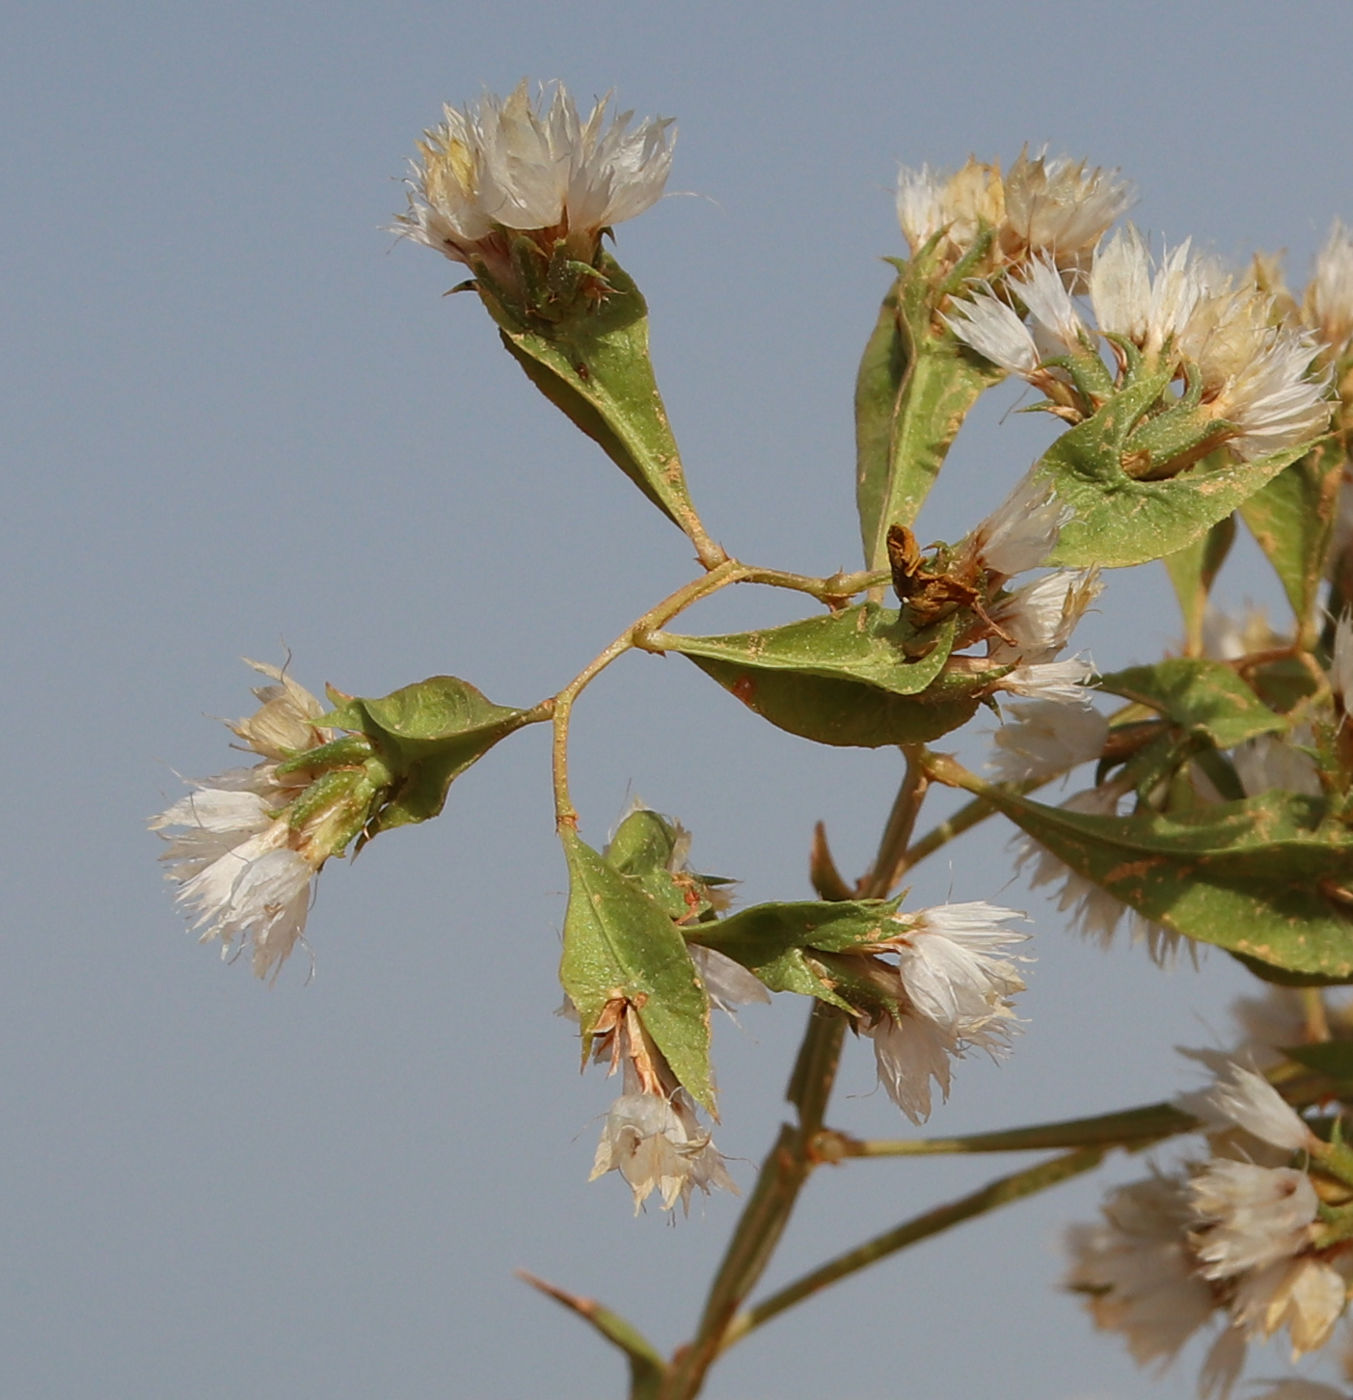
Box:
[7,3,1353,1397]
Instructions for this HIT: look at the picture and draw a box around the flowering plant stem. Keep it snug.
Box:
[716,1145,1109,1353]
[549,560,886,827]
[659,751,932,1399]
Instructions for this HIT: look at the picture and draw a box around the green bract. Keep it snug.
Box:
[648,608,989,747]
[325,675,538,837]
[1038,376,1315,568]
[479,252,709,550]
[854,249,1001,570]
[558,829,715,1112]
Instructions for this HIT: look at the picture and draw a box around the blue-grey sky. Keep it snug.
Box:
[7,3,1352,1397]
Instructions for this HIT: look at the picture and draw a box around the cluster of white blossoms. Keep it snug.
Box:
[949,475,1100,706]
[150,663,345,980]
[586,998,736,1215]
[852,902,1030,1123]
[1068,1059,1353,1398]
[946,228,1333,466]
[896,149,1133,278]
[397,80,674,288]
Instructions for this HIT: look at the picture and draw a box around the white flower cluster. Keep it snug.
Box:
[586,999,736,1214]
[858,902,1030,1123]
[1068,1061,1349,1398]
[952,475,1099,706]
[150,662,334,980]
[896,149,1132,277]
[397,80,674,281]
[947,229,1332,464]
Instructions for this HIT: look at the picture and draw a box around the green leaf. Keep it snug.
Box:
[517,1271,664,1400]
[559,829,714,1112]
[604,808,729,924]
[1097,658,1286,749]
[649,607,985,748]
[692,898,901,1010]
[947,769,1353,980]
[1240,443,1345,638]
[854,263,1000,569]
[329,676,536,834]
[1040,379,1312,568]
[1163,514,1236,655]
[482,253,704,542]
[1280,1040,1353,1084]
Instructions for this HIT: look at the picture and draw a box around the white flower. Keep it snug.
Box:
[997,655,1098,705]
[989,568,1102,665]
[1232,1256,1347,1357]
[1180,1062,1314,1155]
[152,789,316,980]
[151,662,337,980]
[946,259,1090,377]
[1232,734,1323,799]
[1311,219,1353,349]
[1066,1171,1218,1370]
[1332,613,1353,710]
[1211,324,1329,462]
[967,474,1071,578]
[895,157,1002,258]
[865,1011,957,1123]
[585,999,734,1213]
[691,944,770,1016]
[1190,1161,1318,1279]
[863,901,1029,1122]
[989,700,1109,783]
[945,290,1040,375]
[590,1088,736,1215]
[1000,150,1132,269]
[1016,786,1183,960]
[1090,228,1215,356]
[398,81,674,274]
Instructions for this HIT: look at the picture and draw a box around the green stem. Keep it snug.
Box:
[718,1146,1107,1351]
[899,793,998,871]
[862,745,928,896]
[819,1099,1195,1159]
[662,756,930,1399]
[551,559,742,826]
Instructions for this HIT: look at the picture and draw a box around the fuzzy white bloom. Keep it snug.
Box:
[1016,255,1092,352]
[590,1087,736,1215]
[1232,1256,1348,1357]
[1066,1172,1218,1370]
[1016,786,1184,960]
[1232,733,1323,799]
[897,150,1129,269]
[968,474,1071,578]
[989,568,1102,665]
[1087,227,1330,460]
[989,700,1109,783]
[398,81,674,270]
[691,944,771,1016]
[1090,228,1222,355]
[1180,1062,1314,1155]
[864,901,1028,1122]
[895,158,1002,257]
[997,655,1098,705]
[151,662,336,980]
[945,291,1040,375]
[1209,321,1329,462]
[1332,613,1353,709]
[1312,219,1353,349]
[1001,151,1132,268]
[1190,1161,1318,1279]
